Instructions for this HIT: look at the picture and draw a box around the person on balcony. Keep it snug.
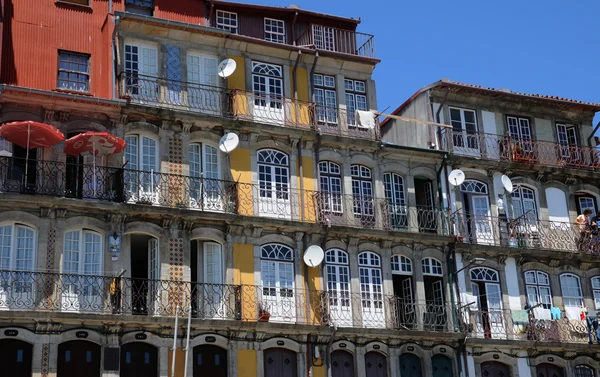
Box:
[585,310,600,344]
[591,214,600,253]
[576,209,593,252]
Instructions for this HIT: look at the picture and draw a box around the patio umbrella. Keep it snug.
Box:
[64,132,126,196]
[0,120,65,186]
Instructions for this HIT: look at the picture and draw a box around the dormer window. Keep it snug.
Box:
[264,18,285,43]
[216,10,238,34]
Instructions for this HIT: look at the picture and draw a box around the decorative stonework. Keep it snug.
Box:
[168,238,185,311]
[46,228,56,273]
[168,137,184,205]
[41,343,50,377]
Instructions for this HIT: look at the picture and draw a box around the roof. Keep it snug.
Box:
[380,79,600,127]
[210,0,361,25]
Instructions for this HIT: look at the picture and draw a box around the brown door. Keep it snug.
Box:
[331,350,354,377]
[536,363,564,377]
[0,339,32,377]
[193,345,227,377]
[57,340,101,377]
[480,361,510,377]
[264,348,297,377]
[365,352,387,377]
[120,342,158,377]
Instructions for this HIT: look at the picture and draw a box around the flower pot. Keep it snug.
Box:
[259,311,271,322]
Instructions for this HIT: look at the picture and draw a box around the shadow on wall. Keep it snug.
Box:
[1,0,17,85]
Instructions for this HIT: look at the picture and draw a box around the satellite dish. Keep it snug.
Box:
[448,169,466,186]
[303,245,324,268]
[217,58,237,78]
[501,175,514,193]
[219,132,239,153]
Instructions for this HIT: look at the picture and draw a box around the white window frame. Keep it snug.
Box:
[351,164,373,217]
[324,249,352,326]
[358,251,385,327]
[524,270,552,309]
[511,185,538,221]
[560,273,583,308]
[264,18,286,44]
[124,134,159,172]
[260,244,295,321]
[345,79,367,126]
[391,255,412,275]
[319,161,343,214]
[578,196,597,220]
[63,229,104,275]
[592,277,600,310]
[422,258,443,276]
[0,223,36,271]
[557,123,579,159]
[314,73,338,124]
[215,10,238,33]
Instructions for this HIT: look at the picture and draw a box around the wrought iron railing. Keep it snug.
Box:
[0,269,459,332]
[316,106,380,140]
[296,24,376,59]
[443,130,600,171]
[463,308,594,344]
[453,212,594,253]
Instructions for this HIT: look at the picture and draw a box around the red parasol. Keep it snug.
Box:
[0,121,65,185]
[64,132,126,196]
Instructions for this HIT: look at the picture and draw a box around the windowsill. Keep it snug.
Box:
[54,88,93,96]
[55,1,93,12]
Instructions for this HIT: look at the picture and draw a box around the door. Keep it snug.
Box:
[252,62,284,124]
[364,352,387,377]
[473,282,504,339]
[383,173,407,230]
[449,107,479,156]
[480,362,510,377]
[398,277,415,328]
[57,341,101,377]
[536,363,564,377]
[557,124,580,163]
[313,25,336,51]
[264,348,297,377]
[507,117,533,159]
[331,351,354,377]
[325,262,352,326]
[414,178,436,232]
[193,345,227,377]
[471,196,493,244]
[9,145,37,193]
[189,144,223,211]
[124,135,159,203]
[431,355,453,377]
[187,53,220,114]
[124,43,158,103]
[399,353,422,377]
[425,279,446,330]
[120,342,158,377]
[201,242,224,319]
[0,339,32,377]
[360,266,385,328]
[147,238,159,315]
[257,150,290,218]
[261,260,296,321]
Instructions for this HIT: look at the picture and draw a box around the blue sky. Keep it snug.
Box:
[238,0,600,126]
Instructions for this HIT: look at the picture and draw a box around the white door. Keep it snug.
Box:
[325,264,352,326]
[258,159,290,218]
[449,108,480,156]
[124,43,158,103]
[261,260,296,322]
[485,283,505,339]
[189,144,223,211]
[124,135,159,204]
[0,224,35,310]
[252,62,284,125]
[401,277,415,326]
[201,242,224,319]
[313,25,335,51]
[186,53,220,114]
[147,238,160,315]
[471,195,493,244]
[359,266,385,328]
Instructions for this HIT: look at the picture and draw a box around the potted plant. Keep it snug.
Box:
[258,301,271,322]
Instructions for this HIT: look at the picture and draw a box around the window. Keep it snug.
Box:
[557,123,579,158]
[345,79,367,126]
[358,252,384,326]
[0,223,35,271]
[252,62,283,117]
[216,10,238,33]
[203,242,222,285]
[314,74,338,124]
[0,137,11,156]
[124,42,158,100]
[450,107,478,149]
[313,25,335,51]
[384,172,407,229]
[319,161,342,213]
[124,134,159,201]
[189,142,223,209]
[63,229,102,275]
[575,365,594,377]
[57,51,90,92]
[507,116,533,153]
[391,255,412,275]
[422,258,443,276]
[560,273,583,308]
[524,270,552,309]
[60,0,89,6]
[577,195,597,219]
[460,180,488,194]
[351,164,373,217]
[325,249,351,325]
[257,149,289,202]
[125,0,154,15]
[592,277,600,310]
[511,185,537,222]
[264,18,285,43]
[261,244,295,320]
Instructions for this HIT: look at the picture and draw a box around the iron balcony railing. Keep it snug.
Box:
[316,106,380,140]
[443,130,600,171]
[0,270,459,332]
[453,212,595,253]
[463,308,594,344]
[119,73,317,130]
[296,24,376,59]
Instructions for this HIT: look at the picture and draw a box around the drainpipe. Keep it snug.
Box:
[291,11,298,44]
[292,50,302,126]
[434,89,450,149]
[298,137,305,221]
[587,120,600,147]
[447,245,464,377]
[109,0,112,13]
[309,53,320,182]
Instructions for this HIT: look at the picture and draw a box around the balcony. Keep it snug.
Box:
[119,73,316,130]
[0,269,459,332]
[464,308,592,344]
[453,212,594,254]
[316,106,380,140]
[296,24,376,59]
[443,130,600,172]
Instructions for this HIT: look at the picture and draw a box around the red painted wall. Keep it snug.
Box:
[155,0,205,25]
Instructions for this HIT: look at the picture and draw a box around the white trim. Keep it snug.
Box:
[264,18,286,43]
[215,10,238,33]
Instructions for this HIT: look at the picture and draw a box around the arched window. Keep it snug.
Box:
[391,255,412,275]
[470,267,502,321]
[384,172,407,229]
[460,180,488,194]
[319,161,342,213]
[358,252,384,327]
[260,244,295,321]
[575,365,594,377]
[324,249,351,326]
[422,258,443,276]
[512,185,537,221]
[592,276,600,310]
[560,273,583,309]
[0,223,36,271]
[257,149,290,213]
[63,229,103,275]
[470,267,498,282]
[252,62,283,117]
[351,164,373,218]
[524,270,552,310]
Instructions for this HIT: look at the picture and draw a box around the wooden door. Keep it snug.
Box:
[0,339,32,377]
[536,363,564,377]
[331,350,354,377]
[480,361,510,377]
[431,355,453,377]
[193,345,227,377]
[264,348,297,377]
[57,340,101,377]
[364,352,387,377]
[399,353,422,377]
[120,342,158,377]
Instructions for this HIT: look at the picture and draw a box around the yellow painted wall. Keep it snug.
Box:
[297,155,317,223]
[230,147,253,216]
[238,350,257,377]
[290,66,309,102]
[312,364,326,377]
[168,348,186,377]
[287,67,312,128]
[234,243,257,321]
[227,55,246,90]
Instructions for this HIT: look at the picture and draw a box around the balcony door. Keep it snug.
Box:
[471,267,504,339]
[124,134,159,204]
[65,132,106,200]
[422,258,446,331]
[130,234,160,315]
[257,149,290,218]
[0,223,36,310]
[313,25,336,51]
[449,107,479,156]
[415,177,436,232]
[461,180,493,245]
[0,339,32,377]
[383,173,407,230]
[124,42,158,103]
[324,249,352,327]
[391,255,414,329]
[186,53,220,114]
[556,123,580,163]
[196,242,225,319]
[507,116,533,160]
[189,143,224,211]
[261,244,296,322]
[359,252,385,328]
[252,62,284,124]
